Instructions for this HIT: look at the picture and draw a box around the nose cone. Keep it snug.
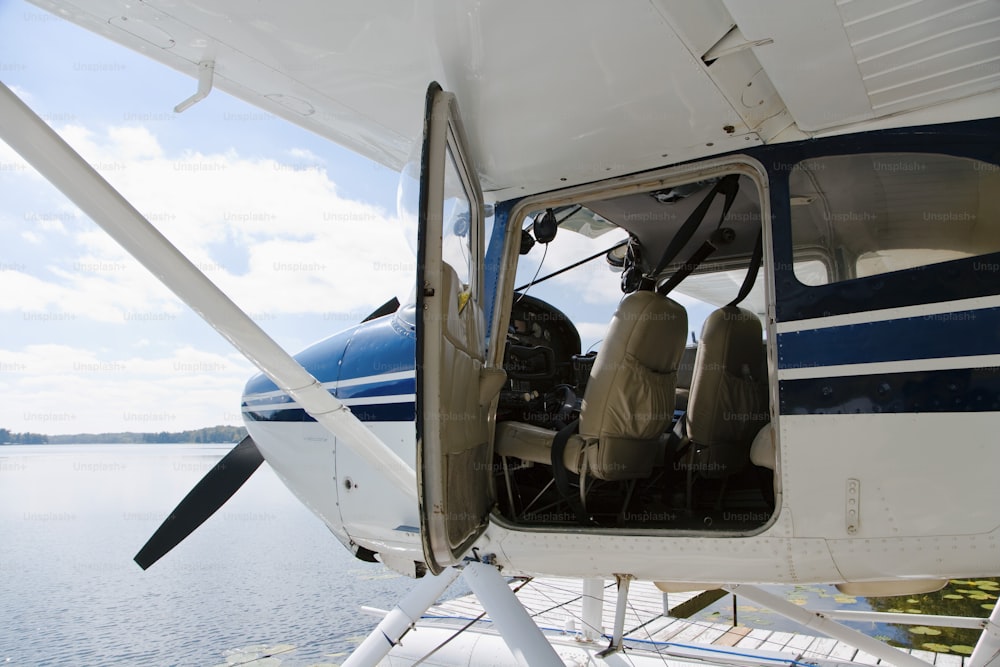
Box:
[238,310,421,567]
[240,307,416,415]
[241,326,355,419]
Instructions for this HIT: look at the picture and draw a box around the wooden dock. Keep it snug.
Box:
[423,577,970,667]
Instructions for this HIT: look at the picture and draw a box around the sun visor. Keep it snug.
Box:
[556,207,619,239]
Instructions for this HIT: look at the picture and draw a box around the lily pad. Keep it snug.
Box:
[921,643,951,652]
[906,598,920,604]
[950,645,975,655]
[833,595,858,605]
[905,609,923,613]
[909,626,942,635]
[942,594,964,600]
[983,603,996,611]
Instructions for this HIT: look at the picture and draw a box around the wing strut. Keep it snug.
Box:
[0,81,416,496]
[723,584,934,667]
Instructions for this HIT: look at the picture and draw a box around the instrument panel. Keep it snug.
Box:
[499,295,590,428]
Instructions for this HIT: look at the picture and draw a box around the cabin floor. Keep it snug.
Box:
[494,450,774,532]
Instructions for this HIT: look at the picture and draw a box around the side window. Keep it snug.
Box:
[789,153,1000,286]
[442,146,474,289]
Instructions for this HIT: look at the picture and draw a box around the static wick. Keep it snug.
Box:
[174,60,215,113]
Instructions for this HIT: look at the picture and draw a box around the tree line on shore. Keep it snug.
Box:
[0,425,247,445]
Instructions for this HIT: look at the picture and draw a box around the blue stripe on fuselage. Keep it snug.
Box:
[245,401,416,423]
[779,366,1000,415]
[777,307,1000,370]
[336,376,415,400]
[241,307,416,424]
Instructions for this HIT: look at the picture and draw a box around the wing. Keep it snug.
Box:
[28,0,1000,198]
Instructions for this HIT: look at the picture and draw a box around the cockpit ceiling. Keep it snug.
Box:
[586,176,762,273]
[31,0,1000,200]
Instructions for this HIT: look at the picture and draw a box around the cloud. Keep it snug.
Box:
[0,260,178,323]
[515,226,629,305]
[0,344,253,434]
[574,322,609,352]
[0,123,416,324]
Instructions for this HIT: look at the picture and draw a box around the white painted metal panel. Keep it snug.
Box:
[780,413,1000,542]
[723,0,875,131]
[841,0,1000,113]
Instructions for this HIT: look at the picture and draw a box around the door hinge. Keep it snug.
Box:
[846,478,860,535]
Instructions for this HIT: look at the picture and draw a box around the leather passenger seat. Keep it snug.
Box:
[496,289,687,507]
[681,305,769,495]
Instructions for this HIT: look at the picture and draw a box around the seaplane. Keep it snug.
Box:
[3,0,1000,665]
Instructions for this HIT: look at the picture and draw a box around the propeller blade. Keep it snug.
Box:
[361,297,400,322]
[134,436,264,570]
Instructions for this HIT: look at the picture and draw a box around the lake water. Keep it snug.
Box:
[689,579,996,656]
[0,444,439,666]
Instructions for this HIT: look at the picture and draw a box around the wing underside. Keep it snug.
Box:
[28,0,1000,197]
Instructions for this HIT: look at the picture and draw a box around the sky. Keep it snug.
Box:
[0,0,711,436]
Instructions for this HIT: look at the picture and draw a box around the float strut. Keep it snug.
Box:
[969,598,1000,667]
[581,578,605,642]
[463,561,564,667]
[342,567,461,667]
[597,574,633,657]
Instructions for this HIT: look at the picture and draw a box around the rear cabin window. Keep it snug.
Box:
[789,153,1000,285]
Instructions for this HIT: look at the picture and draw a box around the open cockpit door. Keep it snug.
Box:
[415,83,493,573]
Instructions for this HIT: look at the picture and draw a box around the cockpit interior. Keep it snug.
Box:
[493,170,775,534]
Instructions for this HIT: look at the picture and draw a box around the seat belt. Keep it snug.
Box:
[550,418,589,524]
[656,227,735,296]
[641,174,740,291]
[727,230,763,308]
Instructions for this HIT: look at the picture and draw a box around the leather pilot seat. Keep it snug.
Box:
[683,305,769,482]
[496,289,688,489]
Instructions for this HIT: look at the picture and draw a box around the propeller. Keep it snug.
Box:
[134,436,264,569]
[361,296,400,322]
[134,297,398,569]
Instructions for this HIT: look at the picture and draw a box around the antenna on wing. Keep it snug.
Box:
[174,60,215,113]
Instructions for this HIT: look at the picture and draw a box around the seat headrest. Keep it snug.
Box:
[613,290,686,372]
[699,306,764,378]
